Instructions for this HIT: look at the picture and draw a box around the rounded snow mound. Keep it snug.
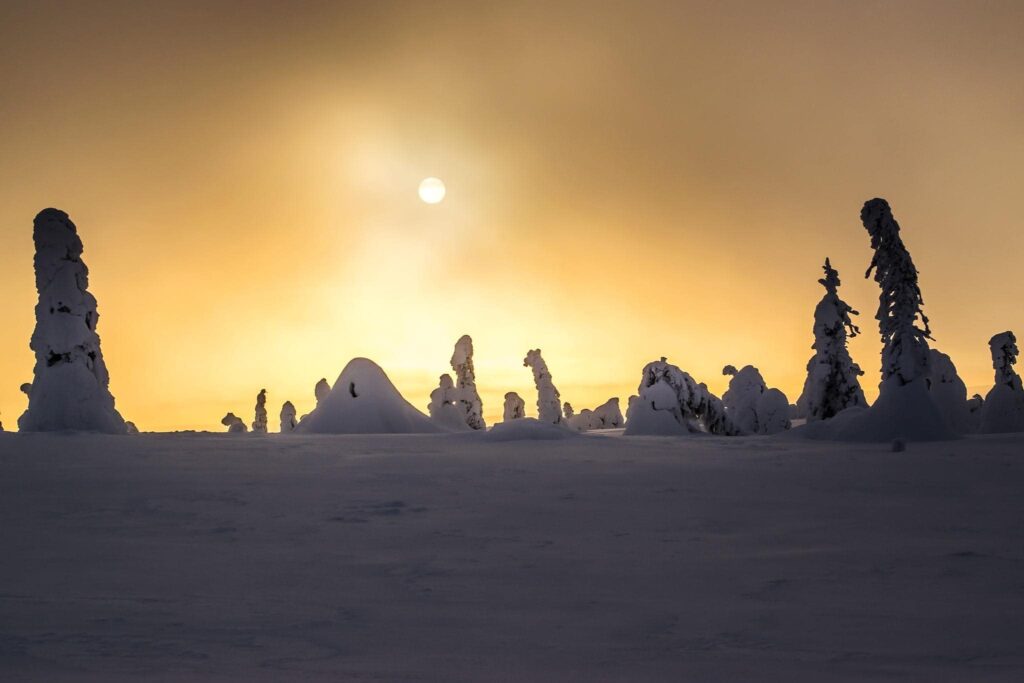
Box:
[482,418,579,442]
[296,358,444,434]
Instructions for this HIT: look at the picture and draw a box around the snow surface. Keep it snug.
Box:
[1,431,1023,681]
[296,358,443,434]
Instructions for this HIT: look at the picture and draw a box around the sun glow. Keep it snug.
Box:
[418,177,446,204]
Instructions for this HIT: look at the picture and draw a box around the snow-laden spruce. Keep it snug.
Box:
[296,358,443,434]
[279,401,297,433]
[795,258,866,422]
[722,365,791,435]
[221,412,247,433]
[18,209,128,433]
[428,374,472,431]
[451,335,485,430]
[624,358,735,436]
[801,200,952,441]
[503,392,526,421]
[979,331,1024,433]
[926,349,972,433]
[524,349,563,424]
[252,389,268,433]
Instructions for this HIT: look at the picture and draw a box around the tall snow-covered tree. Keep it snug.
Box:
[252,389,268,433]
[451,335,485,430]
[625,358,736,436]
[18,209,127,433]
[280,401,297,433]
[796,258,866,421]
[503,392,526,421]
[524,349,563,424]
[979,331,1024,433]
[861,198,933,386]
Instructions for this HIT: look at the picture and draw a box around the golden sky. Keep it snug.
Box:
[1,1,1022,431]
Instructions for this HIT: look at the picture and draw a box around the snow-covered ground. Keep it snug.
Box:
[1,431,1023,681]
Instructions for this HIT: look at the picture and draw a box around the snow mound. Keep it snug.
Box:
[482,418,578,442]
[296,358,444,434]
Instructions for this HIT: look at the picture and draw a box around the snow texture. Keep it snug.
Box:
[722,365,791,435]
[428,374,472,432]
[18,209,127,433]
[503,392,526,421]
[252,389,268,434]
[279,401,297,433]
[296,358,443,434]
[220,412,247,433]
[481,417,577,441]
[796,258,867,422]
[979,331,1024,433]
[524,349,563,424]
[3,431,1023,681]
[450,335,485,430]
[624,358,735,436]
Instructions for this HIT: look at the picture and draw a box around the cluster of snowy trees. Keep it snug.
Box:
[9,202,1024,439]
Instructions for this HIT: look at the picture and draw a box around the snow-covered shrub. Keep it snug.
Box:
[296,358,442,434]
[979,331,1024,433]
[592,398,624,428]
[503,392,526,421]
[722,365,791,435]
[523,349,563,424]
[624,358,735,436]
[315,378,331,405]
[451,335,485,430]
[18,209,127,433]
[563,402,575,419]
[221,412,247,433]
[280,401,297,433]
[927,349,972,433]
[252,389,268,433]
[796,258,867,421]
[428,374,472,431]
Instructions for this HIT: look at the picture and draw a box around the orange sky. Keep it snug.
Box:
[1,1,1022,431]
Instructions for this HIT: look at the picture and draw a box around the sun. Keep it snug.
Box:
[418,177,446,204]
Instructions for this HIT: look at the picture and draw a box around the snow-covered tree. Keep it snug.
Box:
[428,373,471,431]
[18,209,127,433]
[796,258,866,421]
[503,392,526,421]
[252,389,268,433]
[315,378,331,404]
[979,331,1024,433]
[125,421,139,434]
[592,398,624,428]
[722,365,791,435]
[221,412,247,433]
[524,349,562,424]
[563,402,575,419]
[451,335,485,430]
[927,349,971,433]
[625,358,736,436]
[280,401,297,433]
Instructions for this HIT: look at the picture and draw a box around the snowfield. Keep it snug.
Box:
[1,431,1023,682]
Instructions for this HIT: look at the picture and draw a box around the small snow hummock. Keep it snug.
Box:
[503,392,526,421]
[252,389,268,434]
[428,374,473,432]
[624,358,736,436]
[524,349,563,424]
[451,335,485,430]
[482,417,578,442]
[221,413,247,433]
[279,401,297,433]
[795,258,867,422]
[979,331,1024,433]
[722,365,791,435]
[296,358,443,434]
[18,209,129,433]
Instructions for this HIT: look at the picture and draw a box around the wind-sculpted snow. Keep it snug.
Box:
[481,417,577,441]
[625,358,735,436]
[796,258,866,421]
[220,412,246,433]
[979,331,1024,433]
[567,397,624,431]
[18,209,127,433]
[722,365,791,435]
[524,349,563,424]
[296,358,443,434]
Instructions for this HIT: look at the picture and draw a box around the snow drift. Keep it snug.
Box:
[296,358,443,434]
